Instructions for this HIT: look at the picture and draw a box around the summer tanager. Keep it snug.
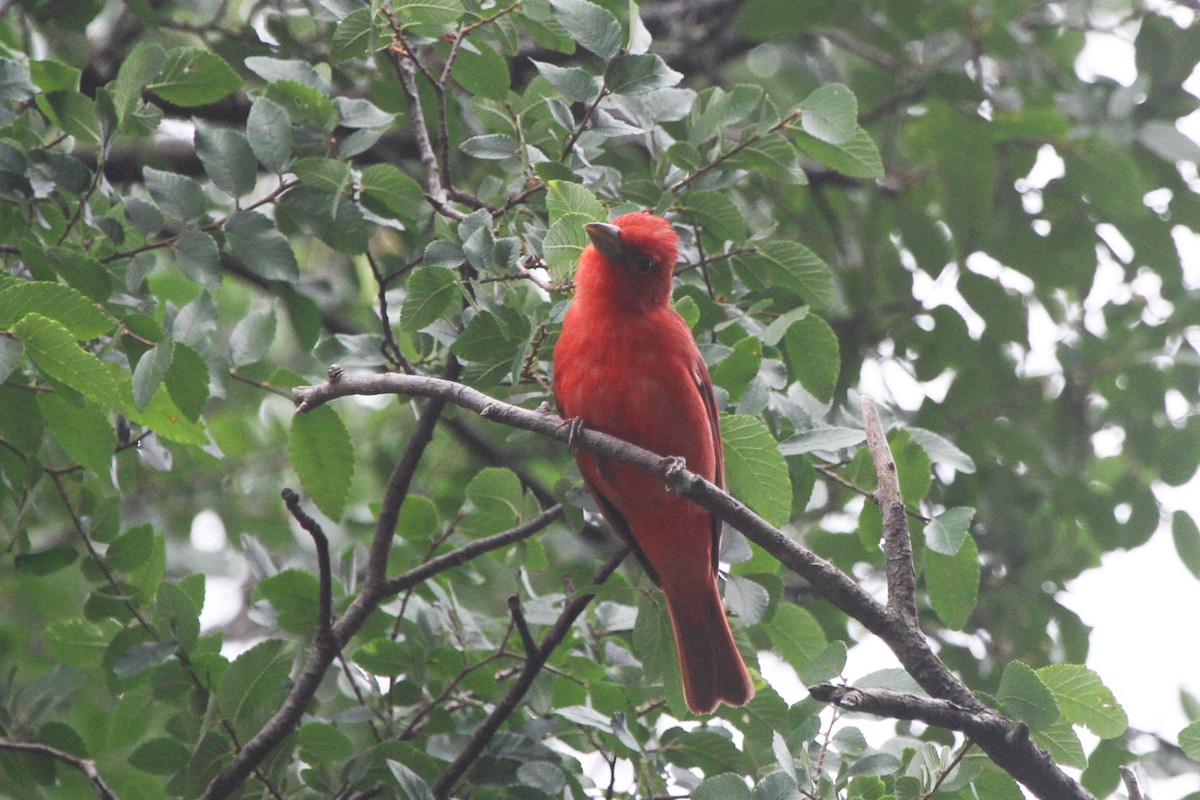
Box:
[552,211,754,714]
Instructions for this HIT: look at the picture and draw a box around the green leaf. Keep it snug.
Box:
[44,618,120,667]
[359,163,424,221]
[998,661,1060,729]
[256,569,321,634]
[229,303,276,367]
[1172,510,1200,580]
[353,638,410,677]
[450,42,510,101]
[925,506,975,556]
[531,60,600,103]
[0,281,112,339]
[126,383,210,445]
[778,427,864,456]
[740,241,834,309]
[331,7,377,62]
[667,729,754,775]
[721,412,792,527]
[710,336,761,401]
[924,533,978,629]
[195,126,258,199]
[690,84,765,145]
[246,96,294,173]
[396,495,440,540]
[1036,664,1128,739]
[298,722,354,763]
[41,90,101,144]
[781,313,839,403]
[113,42,166,122]
[106,525,155,572]
[605,53,683,95]
[15,313,121,408]
[143,167,206,223]
[389,760,435,800]
[264,79,339,133]
[550,0,623,60]
[460,467,523,536]
[694,773,752,800]
[174,230,221,292]
[397,0,463,29]
[677,190,746,241]
[400,266,458,333]
[0,337,21,385]
[791,126,884,180]
[890,428,932,505]
[15,545,78,575]
[1180,721,1200,761]
[31,60,80,92]
[38,392,113,476]
[147,47,241,107]
[723,574,769,625]
[132,335,174,411]
[112,640,176,677]
[224,210,299,281]
[460,133,520,160]
[293,156,352,196]
[215,639,295,737]
[290,405,355,519]
[46,248,113,301]
[164,342,209,421]
[130,737,190,776]
[546,179,607,224]
[0,57,36,104]
[1031,721,1087,769]
[799,83,857,145]
[798,640,846,684]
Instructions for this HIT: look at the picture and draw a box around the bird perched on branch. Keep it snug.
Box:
[553,211,754,714]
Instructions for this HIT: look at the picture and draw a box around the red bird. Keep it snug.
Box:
[553,211,754,714]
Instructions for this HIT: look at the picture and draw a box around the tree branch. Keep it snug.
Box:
[861,396,917,621]
[282,489,333,637]
[0,738,119,800]
[430,546,629,800]
[291,369,1095,800]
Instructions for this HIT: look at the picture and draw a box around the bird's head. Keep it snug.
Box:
[583,211,679,277]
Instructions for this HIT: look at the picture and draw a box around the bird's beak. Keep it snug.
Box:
[584,222,624,261]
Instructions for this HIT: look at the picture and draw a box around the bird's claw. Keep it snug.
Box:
[658,456,687,483]
[560,416,586,454]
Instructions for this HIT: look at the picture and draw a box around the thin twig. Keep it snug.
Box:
[507,595,539,657]
[0,738,119,800]
[861,395,917,621]
[281,489,333,636]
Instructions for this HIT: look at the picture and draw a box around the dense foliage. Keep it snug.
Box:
[2,0,1199,798]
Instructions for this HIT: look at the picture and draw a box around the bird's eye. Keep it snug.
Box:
[636,257,655,273]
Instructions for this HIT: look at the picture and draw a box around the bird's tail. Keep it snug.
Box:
[663,577,754,714]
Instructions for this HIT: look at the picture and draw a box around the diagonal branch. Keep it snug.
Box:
[0,738,119,800]
[292,369,1095,800]
[860,396,917,620]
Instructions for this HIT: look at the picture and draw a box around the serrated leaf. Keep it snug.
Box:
[677,189,746,241]
[778,427,864,456]
[41,90,101,145]
[668,729,754,775]
[460,467,523,536]
[605,53,683,95]
[694,773,752,800]
[999,661,1060,729]
[298,722,353,763]
[174,230,221,292]
[754,769,801,800]
[106,526,154,572]
[293,156,352,196]
[229,303,276,366]
[1031,720,1087,768]
[710,336,761,401]
[113,640,176,677]
[925,533,979,629]
[721,412,792,527]
[224,210,299,281]
[0,281,112,339]
[195,125,258,199]
[264,80,339,133]
[397,0,463,29]
[354,638,410,677]
[147,47,241,107]
[290,405,354,519]
[1180,720,1200,760]
[450,42,510,101]
[331,7,376,62]
[400,266,458,332]
[723,574,769,625]
[256,569,321,634]
[132,335,174,411]
[908,427,976,474]
[1036,664,1128,739]
[460,133,520,160]
[531,60,600,103]
[113,42,166,122]
[215,639,294,736]
[781,313,839,403]
[798,639,846,684]
[15,313,120,408]
[550,0,622,60]
[764,602,826,672]
[246,96,293,173]
[125,383,210,446]
[742,241,834,309]
[799,83,857,145]
[143,167,206,223]
[38,391,113,476]
[359,163,424,221]
[925,506,975,556]
[46,248,112,301]
[129,737,190,776]
[792,126,884,180]
[389,760,435,800]
[890,428,932,504]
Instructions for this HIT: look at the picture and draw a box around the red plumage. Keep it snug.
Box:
[553,211,754,714]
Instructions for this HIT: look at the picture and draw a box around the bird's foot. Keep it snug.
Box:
[657,455,687,489]
[559,416,587,454]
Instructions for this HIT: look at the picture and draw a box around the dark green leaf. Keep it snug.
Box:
[0,281,112,339]
[460,467,523,536]
[677,190,746,241]
[549,0,623,60]
[605,54,683,95]
[164,342,209,422]
[460,134,520,160]
[925,506,975,556]
[113,42,166,122]
[331,7,377,62]
[450,42,510,100]
[224,210,299,281]
[130,737,190,775]
[195,126,258,199]
[0,58,36,104]
[246,96,294,173]
[998,661,1060,729]
[132,335,174,411]
[298,722,354,763]
[229,303,276,367]
[781,313,839,403]
[174,230,222,292]
[791,126,884,179]
[721,412,791,527]
[15,313,121,408]
[1172,510,1200,580]
[359,163,424,221]
[694,773,752,800]
[143,167,206,223]
[38,392,113,476]
[289,405,354,519]
[264,80,339,133]
[40,90,101,144]
[400,266,458,333]
[531,60,600,103]
[15,545,78,575]
[215,639,295,736]
[925,533,979,629]
[256,569,321,635]
[147,47,241,107]
[1036,664,1128,739]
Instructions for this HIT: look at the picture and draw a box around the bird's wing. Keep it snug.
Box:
[693,356,724,574]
